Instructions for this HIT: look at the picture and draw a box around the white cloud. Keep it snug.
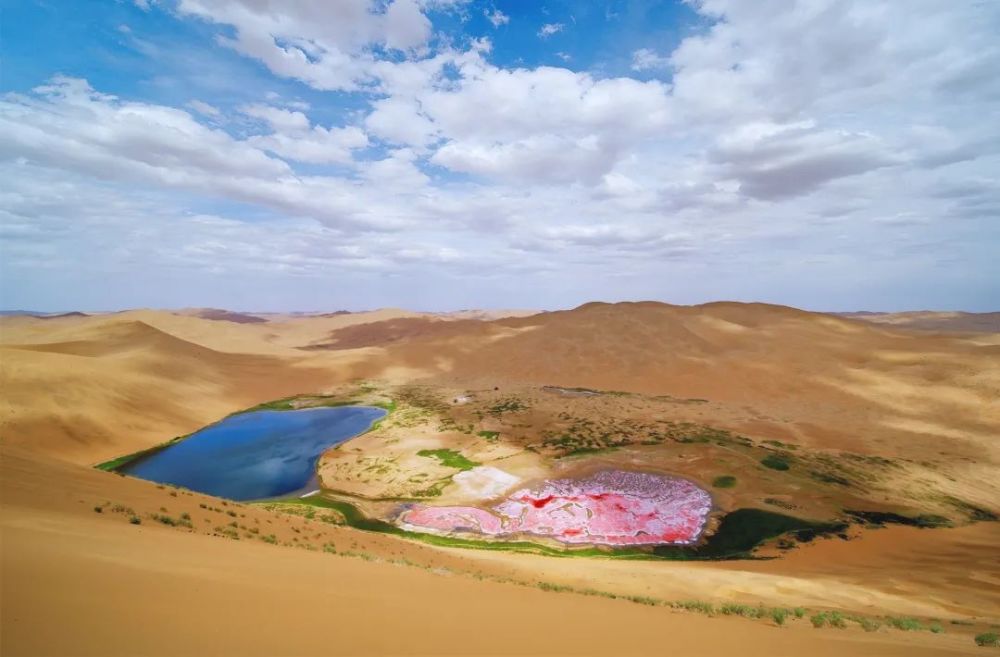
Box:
[485,8,509,28]
[248,124,369,165]
[630,48,669,71]
[240,103,311,133]
[176,0,441,91]
[3,0,999,310]
[187,99,220,116]
[538,23,564,38]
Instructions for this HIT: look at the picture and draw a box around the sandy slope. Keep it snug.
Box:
[2,446,984,657]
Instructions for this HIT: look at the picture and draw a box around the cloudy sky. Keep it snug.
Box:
[1,0,998,312]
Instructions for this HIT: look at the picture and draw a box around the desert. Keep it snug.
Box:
[2,303,998,655]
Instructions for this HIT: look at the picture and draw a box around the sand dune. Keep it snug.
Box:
[1,301,997,655]
[840,311,1000,333]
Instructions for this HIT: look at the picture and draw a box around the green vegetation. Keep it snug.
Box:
[845,510,951,529]
[940,496,999,522]
[416,448,479,471]
[712,475,737,488]
[536,415,753,457]
[673,600,715,615]
[760,453,791,471]
[887,616,924,631]
[476,430,500,442]
[975,632,999,647]
[95,436,185,471]
[771,608,789,625]
[128,516,141,525]
[152,513,193,528]
[720,604,765,619]
[653,508,847,559]
[486,397,528,417]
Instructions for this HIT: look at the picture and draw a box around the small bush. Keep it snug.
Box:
[761,454,791,471]
[929,622,943,634]
[858,618,882,632]
[720,603,763,618]
[712,475,737,488]
[771,608,789,626]
[673,600,715,615]
[793,607,806,619]
[129,516,141,525]
[975,632,999,647]
[93,506,103,513]
[887,616,923,631]
[829,612,847,629]
[811,613,828,628]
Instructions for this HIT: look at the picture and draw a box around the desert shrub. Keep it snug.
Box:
[416,448,479,471]
[261,534,278,544]
[974,632,999,647]
[829,612,847,629]
[761,454,791,471]
[673,600,715,615]
[887,616,923,631]
[857,618,882,632]
[153,514,177,526]
[772,608,789,626]
[180,512,191,521]
[712,475,737,488]
[129,516,141,525]
[720,603,762,618]
[929,622,943,634]
[93,505,103,513]
[811,612,828,628]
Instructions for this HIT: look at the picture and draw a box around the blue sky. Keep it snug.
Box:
[1,0,998,311]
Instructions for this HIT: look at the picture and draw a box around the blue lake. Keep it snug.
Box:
[120,406,386,501]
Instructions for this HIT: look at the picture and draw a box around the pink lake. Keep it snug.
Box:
[398,470,712,546]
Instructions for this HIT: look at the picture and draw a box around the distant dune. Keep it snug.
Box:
[839,310,1000,333]
[175,308,269,324]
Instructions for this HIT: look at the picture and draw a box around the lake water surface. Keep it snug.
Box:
[120,406,386,500]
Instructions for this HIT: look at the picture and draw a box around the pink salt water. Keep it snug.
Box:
[399,470,712,546]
